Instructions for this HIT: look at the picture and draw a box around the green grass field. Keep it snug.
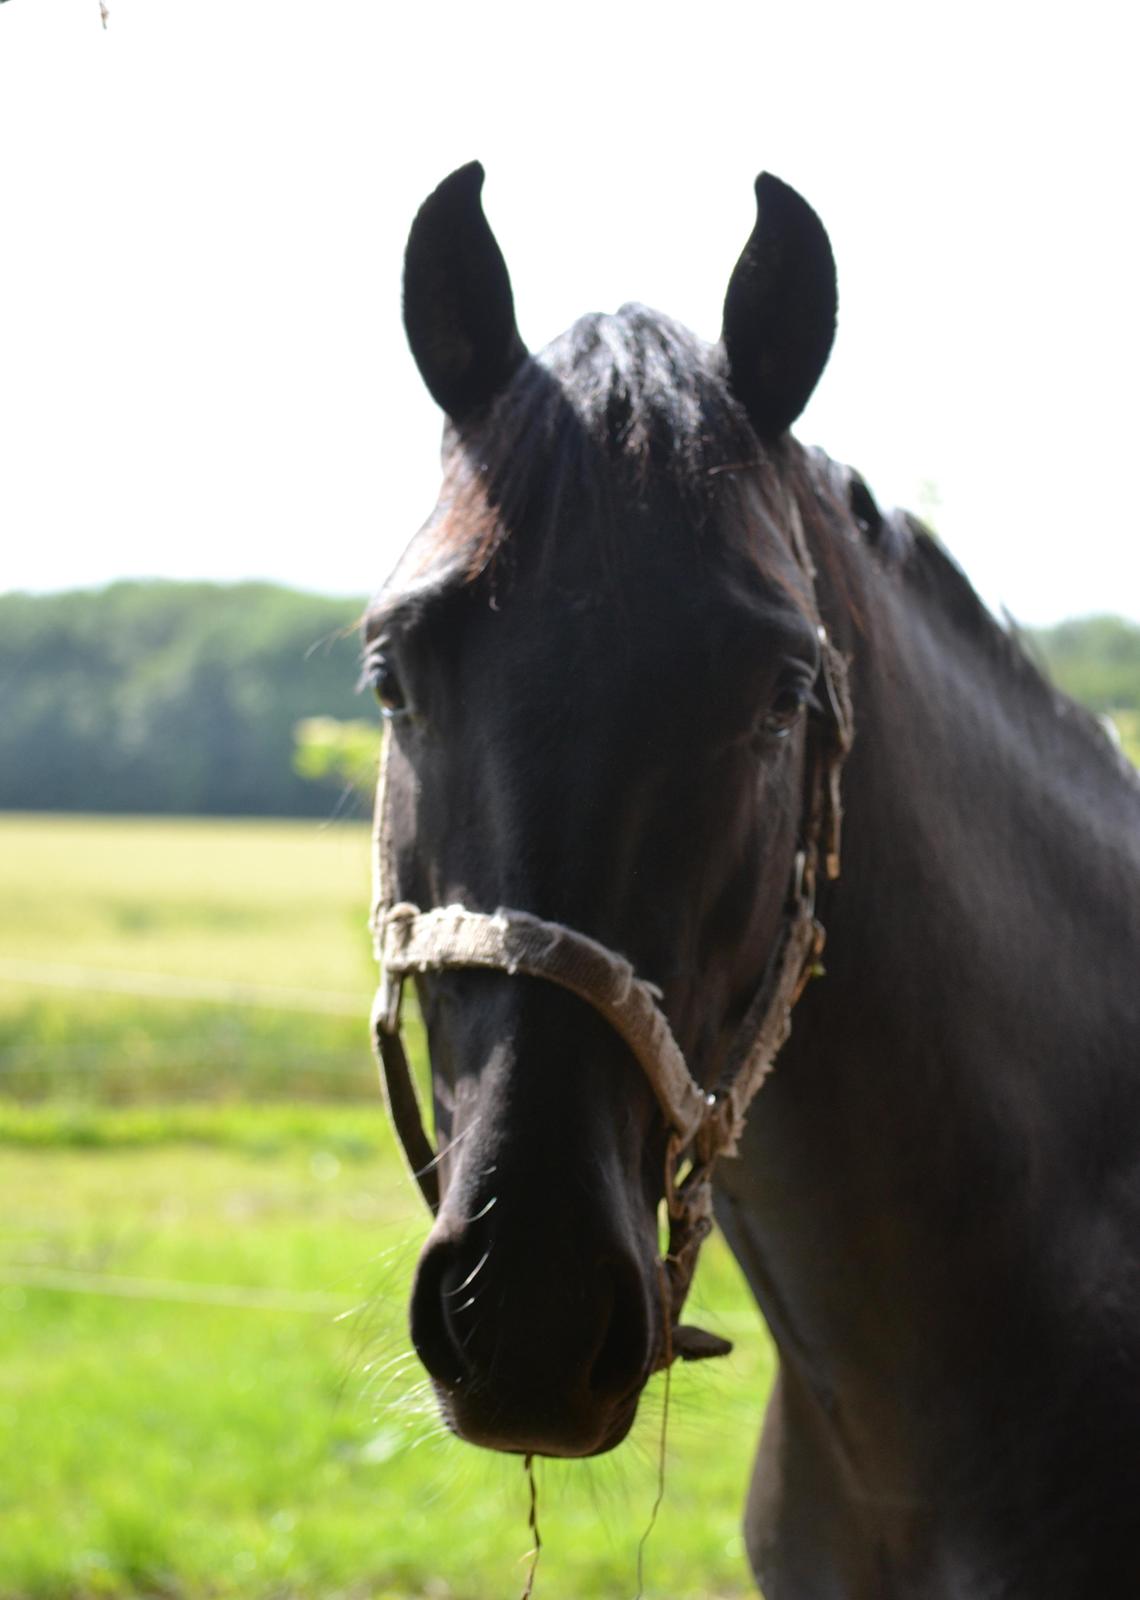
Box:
[0,815,772,1600]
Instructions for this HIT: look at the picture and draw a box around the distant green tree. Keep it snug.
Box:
[293,718,380,796]
[1031,615,1140,713]
[0,582,371,816]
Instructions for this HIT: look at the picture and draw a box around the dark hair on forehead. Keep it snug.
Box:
[371,304,803,636]
[545,305,758,480]
[467,304,771,552]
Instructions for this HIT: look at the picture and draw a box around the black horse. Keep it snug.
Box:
[365,164,1140,1598]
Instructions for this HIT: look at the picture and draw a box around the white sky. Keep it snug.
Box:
[1,0,1137,626]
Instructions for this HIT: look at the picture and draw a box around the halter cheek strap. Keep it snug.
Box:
[368,504,854,1366]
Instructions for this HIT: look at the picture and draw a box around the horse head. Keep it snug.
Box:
[366,163,842,1458]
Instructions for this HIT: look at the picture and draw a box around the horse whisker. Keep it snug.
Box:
[445,1247,492,1296]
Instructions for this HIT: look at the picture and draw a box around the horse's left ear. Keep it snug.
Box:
[403,161,528,424]
[722,173,837,439]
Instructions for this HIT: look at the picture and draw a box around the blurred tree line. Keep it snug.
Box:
[0,583,1136,816]
[1031,615,1140,714]
[0,582,372,816]
[1031,615,1140,766]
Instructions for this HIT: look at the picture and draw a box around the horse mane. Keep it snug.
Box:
[523,304,760,497]
[802,450,1134,783]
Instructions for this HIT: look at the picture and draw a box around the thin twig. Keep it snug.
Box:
[633,1361,671,1599]
[519,1453,542,1598]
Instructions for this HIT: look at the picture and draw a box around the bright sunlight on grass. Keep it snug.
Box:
[0,816,772,1599]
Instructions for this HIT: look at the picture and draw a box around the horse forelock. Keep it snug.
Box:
[374,304,823,639]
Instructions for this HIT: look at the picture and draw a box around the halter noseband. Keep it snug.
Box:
[369,500,853,1367]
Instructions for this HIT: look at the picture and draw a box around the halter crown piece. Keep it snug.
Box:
[369,496,854,1368]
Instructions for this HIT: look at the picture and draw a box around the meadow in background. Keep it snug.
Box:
[0,813,771,1600]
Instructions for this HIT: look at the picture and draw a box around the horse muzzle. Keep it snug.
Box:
[409,1194,659,1458]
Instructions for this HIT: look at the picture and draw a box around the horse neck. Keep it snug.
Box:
[813,509,1140,1063]
[717,482,1140,1448]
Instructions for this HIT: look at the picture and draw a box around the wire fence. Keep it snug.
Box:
[0,1048,368,1076]
[0,965,396,1317]
[0,955,380,1086]
[0,957,368,1015]
[0,1263,348,1315]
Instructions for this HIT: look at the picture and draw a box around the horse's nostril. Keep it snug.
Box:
[409,1237,469,1390]
[588,1258,651,1401]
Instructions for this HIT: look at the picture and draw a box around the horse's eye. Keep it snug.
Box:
[367,652,409,719]
[761,677,814,740]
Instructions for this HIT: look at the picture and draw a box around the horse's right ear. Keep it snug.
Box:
[722,173,837,439]
[403,162,528,424]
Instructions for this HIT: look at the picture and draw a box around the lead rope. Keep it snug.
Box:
[369,488,854,1361]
